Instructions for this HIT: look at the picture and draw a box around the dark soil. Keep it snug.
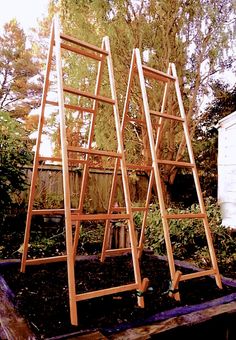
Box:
[1,253,236,339]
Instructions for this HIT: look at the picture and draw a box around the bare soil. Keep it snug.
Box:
[1,253,235,339]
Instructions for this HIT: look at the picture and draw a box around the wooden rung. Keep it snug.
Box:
[75,283,138,302]
[32,209,65,215]
[60,33,109,56]
[25,255,67,265]
[71,213,130,221]
[126,163,153,171]
[67,146,122,158]
[125,117,146,125]
[60,42,102,61]
[63,86,115,105]
[46,100,95,114]
[104,248,132,256]
[150,110,184,122]
[157,159,194,168]
[164,213,206,219]
[113,207,148,212]
[180,269,216,281]
[141,65,176,82]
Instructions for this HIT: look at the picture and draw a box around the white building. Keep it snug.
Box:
[218,111,236,229]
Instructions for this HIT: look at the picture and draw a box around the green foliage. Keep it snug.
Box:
[143,199,236,277]
[0,111,32,221]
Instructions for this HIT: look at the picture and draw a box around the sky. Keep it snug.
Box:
[0,0,49,32]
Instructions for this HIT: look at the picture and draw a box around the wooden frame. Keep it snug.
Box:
[20,17,148,326]
[101,48,222,295]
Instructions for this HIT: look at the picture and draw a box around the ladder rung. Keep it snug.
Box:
[125,117,146,125]
[127,163,153,171]
[125,116,160,128]
[150,110,184,122]
[164,213,206,219]
[104,248,132,256]
[67,146,122,158]
[60,33,109,56]
[71,213,130,221]
[113,207,148,212]
[60,42,102,61]
[32,209,65,215]
[25,255,67,265]
[75,283,138,301]
[46,100,95,114]
[180,269,216,281]
[142,65,176,82]
[64,86,115,105]
[157,159,194,168]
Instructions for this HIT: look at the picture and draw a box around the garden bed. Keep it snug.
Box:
[0,252,236,339]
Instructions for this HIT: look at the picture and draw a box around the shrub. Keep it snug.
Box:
[143,198,236,278]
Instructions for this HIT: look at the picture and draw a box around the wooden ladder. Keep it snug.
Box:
[101,48,222,299]
[20,17,148,326]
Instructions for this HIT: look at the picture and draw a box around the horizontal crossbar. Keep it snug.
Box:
[71,213,130,221]
[113,207,148,212]
[142,65,176,82]
[67,146,122,158]
[46,100,95,114]
[75,283,138,301]
[156,159,194,168]
[150,110,184,122]
[60,42,102,61]
[60,33,108,55]
[64,86,115,105]
[25,255,67,265]
[180,269,216,281]
[164,213,206,219]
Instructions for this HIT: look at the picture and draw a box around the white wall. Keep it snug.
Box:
[218,111,236,229]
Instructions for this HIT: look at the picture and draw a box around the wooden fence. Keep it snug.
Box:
[23,165,149,213]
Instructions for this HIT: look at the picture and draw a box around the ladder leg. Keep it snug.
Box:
[21,23,55,273]
[72,51,107,258]
[105,39,147,307]
[100,159,119,262]
[171,63,222,289]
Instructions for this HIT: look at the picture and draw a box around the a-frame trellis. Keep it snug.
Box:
[101,48,222,298]
[20,17,148,326]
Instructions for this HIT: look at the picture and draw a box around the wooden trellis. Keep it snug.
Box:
[101,48,222,298]
[20,17,148,326]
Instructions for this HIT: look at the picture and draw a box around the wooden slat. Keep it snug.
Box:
[71,213,130,221]
[63,86,115,105]
[126,163,153,171]
[67,146,122,158]
[150,110,184,122]
[157,159,194,168]
[75,283,138,301]
[46,100,95,114]
[105,248,131,255]
[25,255,67,265]
[164,213,206,219]
[180,269,216,281]
[113,206,148,212]
[32,209,65,215]
[60,42,102,61]
[142,65,176,82]
[60,33,109,55]
[125,117,146,125]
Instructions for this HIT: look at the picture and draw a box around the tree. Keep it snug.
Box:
[0,111,33,221]
[0,19,42,119]
[45,0,235,198]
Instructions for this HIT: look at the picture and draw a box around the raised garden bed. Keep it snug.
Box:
[0,252,236,339]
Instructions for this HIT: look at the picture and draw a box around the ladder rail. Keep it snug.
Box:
[20,22,55,273]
